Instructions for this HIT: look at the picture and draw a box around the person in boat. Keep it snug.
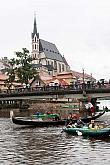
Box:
[105,106,108,112]
[54,114,60,121]
[67,113,73,120]
[68,113,79,120]
[85,101,95,116]
[88,120,99,130]
[74,117,85,128]
[90,106,95,116]
[46,110,51,115]
[67,121,74,128]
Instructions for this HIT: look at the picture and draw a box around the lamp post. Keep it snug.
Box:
[82,68,86,96]
[82,68,85,90]
[91,73,92,82]
[82,68,85,84]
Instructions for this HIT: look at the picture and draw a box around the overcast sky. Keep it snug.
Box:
[1,0,110,80]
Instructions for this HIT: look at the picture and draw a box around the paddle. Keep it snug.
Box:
[76,130,82,136]
[10,110,14,119]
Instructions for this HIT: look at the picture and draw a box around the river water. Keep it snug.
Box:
[98,99,110,110]
[0,112,110,165]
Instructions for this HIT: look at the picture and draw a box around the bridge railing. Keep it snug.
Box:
[0,82,110,95]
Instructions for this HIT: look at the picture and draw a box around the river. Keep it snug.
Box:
[98,99,110,110]
[0,112,110,165]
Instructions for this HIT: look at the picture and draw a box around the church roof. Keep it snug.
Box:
[32,15,69,66]
[39,39,65,62]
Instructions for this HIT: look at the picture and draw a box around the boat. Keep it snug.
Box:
[66,110,105,124]
[83,110,105,123]
[10,111,66,127]
[31,113,60,120]
[63,126,110,137]
[10,110,105,127]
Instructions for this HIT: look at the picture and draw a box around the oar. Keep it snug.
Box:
[61,129,64,133]
[10,110,14,119]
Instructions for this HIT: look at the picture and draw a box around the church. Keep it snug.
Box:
[31,15,70,76]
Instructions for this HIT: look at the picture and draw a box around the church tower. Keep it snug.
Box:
[31,14,39,64]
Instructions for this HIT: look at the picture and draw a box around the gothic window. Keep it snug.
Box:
[35,54,36,59]
[62,64,65,71]
[59,63,61,73]
[54,60,57,70]
[35,44,36,50]
[51,61,53,66]
[35,37,36,42]
[48,61,50,65]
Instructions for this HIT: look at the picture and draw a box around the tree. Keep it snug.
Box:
[5,48,38,88]
[5,58,16,89]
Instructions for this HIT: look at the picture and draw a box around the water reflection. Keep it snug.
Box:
[0,112,110,164]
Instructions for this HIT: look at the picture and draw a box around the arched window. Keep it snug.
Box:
[59,63,61,72]
[35,37,36,42]
[35,44,36,50]
[54,60,57,70]
[35,54,36,58]
[62,64,64,71]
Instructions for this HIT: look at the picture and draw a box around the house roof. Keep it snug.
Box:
[56,71,96,82]
[71,70,96,81]
[0,74,8,80]
[44,77,69,86]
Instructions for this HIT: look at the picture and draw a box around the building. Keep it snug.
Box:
[43,71,96,87]
[0,57,10,74]
[31,15,70,76]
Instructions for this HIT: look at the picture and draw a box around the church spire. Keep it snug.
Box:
[32,13,39,39]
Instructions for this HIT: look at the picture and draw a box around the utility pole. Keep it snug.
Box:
[82,68,86,96]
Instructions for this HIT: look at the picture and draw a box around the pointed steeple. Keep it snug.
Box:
[32,13,39,39]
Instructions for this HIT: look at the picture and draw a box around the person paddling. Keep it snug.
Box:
[74,117,85,128]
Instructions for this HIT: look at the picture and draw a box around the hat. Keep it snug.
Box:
[91,120,94,123]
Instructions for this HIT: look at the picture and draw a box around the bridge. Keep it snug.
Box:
[0,84,110,101]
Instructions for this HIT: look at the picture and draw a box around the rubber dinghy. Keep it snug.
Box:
[63,126,110,137]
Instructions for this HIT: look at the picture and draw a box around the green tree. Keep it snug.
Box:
[6,48,38,88]
[5,58,16,89]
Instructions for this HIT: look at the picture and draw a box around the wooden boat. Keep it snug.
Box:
[10,111,66,127]
[10,110,105,127]
[63,126,110,137]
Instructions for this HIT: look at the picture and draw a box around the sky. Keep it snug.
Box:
[0,0,110,80]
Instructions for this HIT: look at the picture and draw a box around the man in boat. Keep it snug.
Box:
[74,117,85,128]
[88,120,100,130]
[85,102,94,116]
[68,113,79,120]
[67,121,74,128]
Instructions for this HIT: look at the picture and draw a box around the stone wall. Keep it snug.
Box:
[28,101,79,119]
